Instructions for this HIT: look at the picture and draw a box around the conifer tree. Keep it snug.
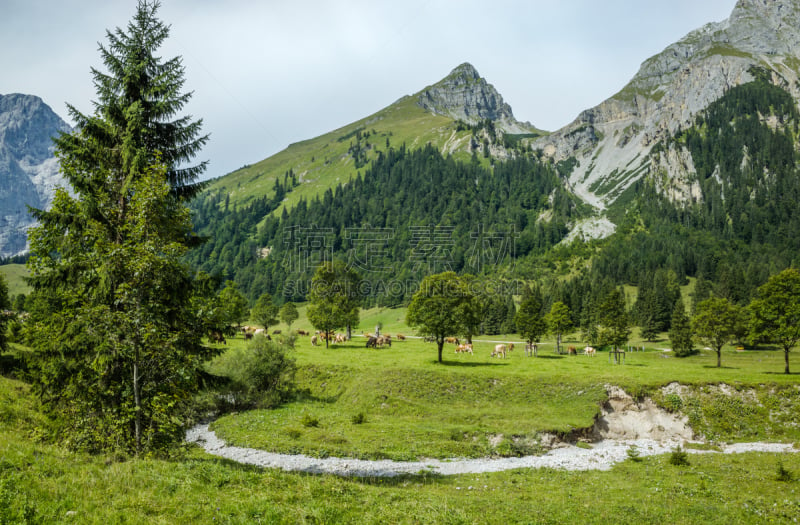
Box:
[55,0,208,202]
[25,1,220,454]
[668,298,694,357]
[515,285,547,349]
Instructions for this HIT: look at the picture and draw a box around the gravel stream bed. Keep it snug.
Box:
[186,424,797,478]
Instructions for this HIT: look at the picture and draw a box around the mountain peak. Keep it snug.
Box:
[444,62,481,82]
[416,63,535,134]
[0,93,70,257]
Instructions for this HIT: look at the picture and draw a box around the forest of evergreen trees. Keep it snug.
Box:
[186,144,586,308]
[185,71,800,338]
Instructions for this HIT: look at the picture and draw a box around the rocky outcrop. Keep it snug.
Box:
[0,94,70,257]
[417,63,537,134]
[534,0,800,209]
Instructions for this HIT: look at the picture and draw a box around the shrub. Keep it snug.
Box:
[351,412,367,425]
[776,461,794,482]
[626,445,642,462]
[301,414,320,428]
[669,445,690,466]
[243,336,298,408]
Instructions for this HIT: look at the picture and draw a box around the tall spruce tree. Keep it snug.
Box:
[25,1,220,455]
[56,0,208,202]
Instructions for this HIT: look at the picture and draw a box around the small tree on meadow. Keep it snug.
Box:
[251,292,279,331]
[749,268,800,374]
[406,272,472,363]
[219,281,249,332]
[668,298,694,357]
[546,301,572,355]
[307,261,361,347]
[280,301,299,331]
[597,288,630,351]
[515,285,547,351]
[692,297,740,368]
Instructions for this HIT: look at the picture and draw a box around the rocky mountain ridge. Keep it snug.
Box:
[416,63,538,135]
[0,93,70,257]
[533,0,800,209]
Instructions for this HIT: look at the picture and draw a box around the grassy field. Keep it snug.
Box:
[3,302,800,523]
[209,333,800,462]
[1,371,800,524]
[0,263,30,296]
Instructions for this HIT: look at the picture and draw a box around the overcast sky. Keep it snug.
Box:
[2,0,736,180]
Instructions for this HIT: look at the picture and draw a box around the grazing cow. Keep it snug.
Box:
[524,343,538,357]
[455,343,473,354]
[334,333,346,344]
[366,336,378,349]
[209,331,226,345]
[254,328,265,336]
[423,336,435,343]
[244,332,253,341]
[372,335,391,348]
[584,346,596,357]
[311,335,319,346]
[297,329,308,336]
[396,334,406,341]
[445,337,460,345]
[567,345,577,355]
[491,343,514,358]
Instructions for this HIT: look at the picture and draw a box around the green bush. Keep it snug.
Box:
[351,412,366,425]
[776,461,794,482]
[626,445,643,462]
[301,414,320,428]
[244,336,298,408]
[669,446,690,466]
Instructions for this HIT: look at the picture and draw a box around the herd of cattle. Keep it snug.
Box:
[223,327,599,359]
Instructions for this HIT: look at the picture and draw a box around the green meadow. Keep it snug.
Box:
[3,306,800,523]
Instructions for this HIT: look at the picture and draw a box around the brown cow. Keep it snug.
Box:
[396,334,406,341]
[209,330,226,345]
[297,329,308,336]
[567,345,577,355]
[455,343,473,354]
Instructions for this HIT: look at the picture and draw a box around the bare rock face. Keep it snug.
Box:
[0,94,70,257]
[417,63,537,134]
[534,0,800,209]
[593,386,693,442]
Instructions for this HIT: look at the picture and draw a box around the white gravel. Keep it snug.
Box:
[185,424,798,478]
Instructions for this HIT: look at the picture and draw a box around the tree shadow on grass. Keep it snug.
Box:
[764,371,800,376]
[702,365,740,370]
[530,355,565,360]
[436,360,509,368]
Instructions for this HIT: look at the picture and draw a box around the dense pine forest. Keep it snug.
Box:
[186,144,587,306]
[601,72,800,310]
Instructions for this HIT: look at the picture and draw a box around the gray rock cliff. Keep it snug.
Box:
[533,0,800,209]
[417,63,537,134]
[0,94,70,257]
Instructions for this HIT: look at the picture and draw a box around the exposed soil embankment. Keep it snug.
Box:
[593,385,694,442]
